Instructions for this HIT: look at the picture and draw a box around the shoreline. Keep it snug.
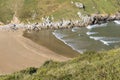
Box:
[0,12,120,74]
[23,20,120,56]
[23,29,79,58]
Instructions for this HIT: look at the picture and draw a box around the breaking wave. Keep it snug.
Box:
[100,40,120,46]
[89,36,120,46]
[86,32,98,35]
[114,20,120,24]
[72,27,80,32]
[87,23,107,30]
[52,22,120,53]
[52,30,85,53]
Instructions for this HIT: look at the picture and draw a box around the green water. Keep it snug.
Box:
[53,21,120,53]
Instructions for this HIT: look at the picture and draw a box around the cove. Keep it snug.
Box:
[52,21,120,53]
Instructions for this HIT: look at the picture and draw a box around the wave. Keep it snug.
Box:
[86,32,98,35]
[100,40,120,46]
[67,43,85,53]
[87,23,107,30]
[89,36,120,45]
[89,36,105,40]
[114,20,120,24]
[52,30,67,38]
[71,27,80,32]
[52,31,68,45]
[53,22,120,53]
[52,31,84,53]
[89,36,120,41]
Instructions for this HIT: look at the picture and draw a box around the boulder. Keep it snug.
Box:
[75,2,84,9]
[115,12,120,20]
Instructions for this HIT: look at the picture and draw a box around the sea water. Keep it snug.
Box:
[52,21,120,53]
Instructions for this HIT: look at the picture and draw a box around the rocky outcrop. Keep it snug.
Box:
[0,12,120,31]
[89,12,120,25]
[75,2,84,9]
[71,1,84,9]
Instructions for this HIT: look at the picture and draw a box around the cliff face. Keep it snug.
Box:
[0,0,120,23]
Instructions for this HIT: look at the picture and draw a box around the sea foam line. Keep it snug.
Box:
[89,36,120,41]
[100,40,120,46]
[71,27,80,32]
[52,31,84,53]
[87,23,107,30]
[86,32,98,35]
[89,36,105,40]
[52,32,68,45]
[114,20,120,24]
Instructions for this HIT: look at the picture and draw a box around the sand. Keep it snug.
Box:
[24,30,79,58]
[0,30,69,75]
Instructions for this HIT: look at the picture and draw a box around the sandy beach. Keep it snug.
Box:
[24,30,79,58]
[0,30,69,75]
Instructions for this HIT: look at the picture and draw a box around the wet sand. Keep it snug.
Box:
[0,30,69,75]
[23,29,79,58]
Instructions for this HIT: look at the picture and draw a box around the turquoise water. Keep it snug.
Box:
[52,21,120,53]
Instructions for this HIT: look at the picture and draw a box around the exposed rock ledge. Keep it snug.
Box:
[0,12,120,31]
[89,12,120,25]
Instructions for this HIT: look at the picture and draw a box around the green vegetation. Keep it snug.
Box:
[1,49,120,80]
[0,0,14,24]
[0,0,120,23]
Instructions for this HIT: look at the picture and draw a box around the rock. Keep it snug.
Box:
[0,22,4,25]
[115,12,120,20]
[75,2,84,9]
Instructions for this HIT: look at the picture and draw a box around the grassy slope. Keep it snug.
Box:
[0,0,14,24]
[0,0,120,23]
[1,49,120,80]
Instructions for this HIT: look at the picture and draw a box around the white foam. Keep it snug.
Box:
[86,32,98,35]
[71,27,80,32]
[89,36,120,41]
[114,20,120,24]
[53,31,67,38]
[89,36,105,40]
[52,31,85,54]
[67,43,85,53]
[100,40,120,46]
[100,40,109,46]
[52,31,69,46]
[87,23,107,30]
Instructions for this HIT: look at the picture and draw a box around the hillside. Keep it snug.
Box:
[0,49,120,80]
[0,0,120,23]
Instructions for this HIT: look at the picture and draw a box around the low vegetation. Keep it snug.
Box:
[0,0,120,23]
[1,48,120,80]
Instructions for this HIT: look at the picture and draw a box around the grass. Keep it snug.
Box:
[0,0,120,23]
[1,49,120,80]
